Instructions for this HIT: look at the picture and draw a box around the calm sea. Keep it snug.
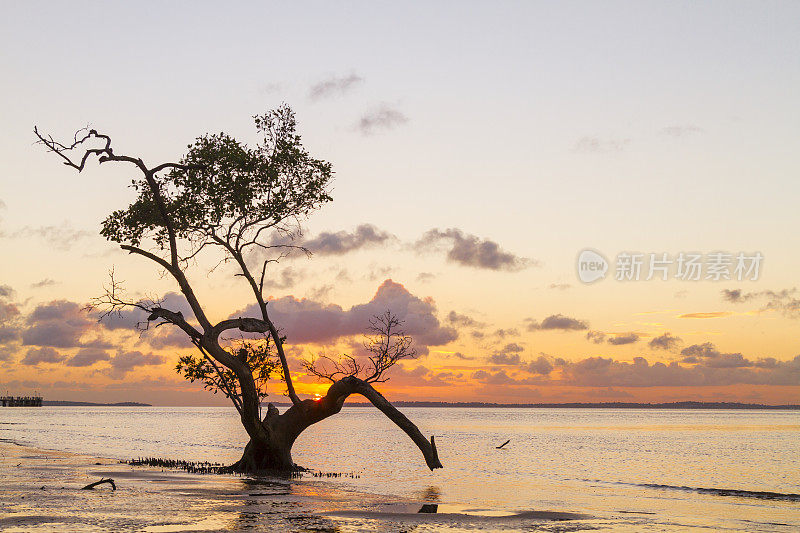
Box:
[1,406,798,530]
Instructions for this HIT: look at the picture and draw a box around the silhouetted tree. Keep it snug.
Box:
[34,106,442,473]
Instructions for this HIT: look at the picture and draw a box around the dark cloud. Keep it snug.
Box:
[679,342,751,367]
[416,228,533,271]
[649,332,682,351]
[21,346,65,365]
[487,342,524,365]
[493,328,519,339]
[66,348,111,367]
[525,355,554,375]
[527,314,589,331]
[233,279,457,355]
[22,300,95,348]
[721,288,800,318]
[722,289,744,302]
[446,311,485,329]
[107,351,166,378]
[309,73,363,100]
[0,287,21,355]
[586,330,606,344]
[355,105,408,135]
[303,225,395,256]
[607,333,639,346]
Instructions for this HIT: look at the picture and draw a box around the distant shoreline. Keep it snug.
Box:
[42,401,152,407]
[37,400,799,409]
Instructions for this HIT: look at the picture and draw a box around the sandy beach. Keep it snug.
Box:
[0,441,603,532]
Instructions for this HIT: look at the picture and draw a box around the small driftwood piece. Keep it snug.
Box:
[81,478,116,491]
[496,439,511,449]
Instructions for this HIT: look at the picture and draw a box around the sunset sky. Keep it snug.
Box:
[1,1,798,405]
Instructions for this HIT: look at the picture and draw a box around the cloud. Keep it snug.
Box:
[659,125,703,138]
[586,387,634,399]
[302,224,395,256]
[649,332,682,351]
[679,342,750,367]
[0,285,15,299]
[561,354,800,387]
[416,228,534,271]
[309,73,363,100]
[487,343,524,365]
[446,311,485,329]
[678,312,734,319]
[107,350,166,378]
[262,268,305,290]
[573,136,630,153]
[527,314,589,331]
[587,330,639,345]
[416,272,436,283]
[356,105,408,135]
[22,300,96,348]
[233,279,457,354]
[21,346,65,365]
[144,328,195,349]
[493,328,519,339]
[99,292,195,331]
[0,287,22,353]
[66,348,111,367]
[586,330,606,344]
[9,225,92,251]
[525,355,554,375]
[31,278,59,289]
[607,333,639,346]
[722,288,800,318]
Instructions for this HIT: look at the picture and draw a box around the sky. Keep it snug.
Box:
[1,1,798,405]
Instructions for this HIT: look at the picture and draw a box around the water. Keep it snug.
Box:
[2,406,799,530]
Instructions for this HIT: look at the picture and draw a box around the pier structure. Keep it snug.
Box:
[0,396,43,407]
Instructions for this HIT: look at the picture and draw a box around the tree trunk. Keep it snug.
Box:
[227,376,443,474]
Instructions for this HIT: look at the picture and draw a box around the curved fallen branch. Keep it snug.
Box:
[81,478,116,491]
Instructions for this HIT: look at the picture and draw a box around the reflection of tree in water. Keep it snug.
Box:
[230,477,342,532]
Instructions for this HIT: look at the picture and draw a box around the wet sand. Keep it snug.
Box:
[0,441,602,532]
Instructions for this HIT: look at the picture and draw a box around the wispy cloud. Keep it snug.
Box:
[573,136,630,153]
[659,124,703,138]
[722,288,800,318]
[355,104,408,135]
[9,224,92,251]
[309,73,363,100]
[678,312,734,319]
